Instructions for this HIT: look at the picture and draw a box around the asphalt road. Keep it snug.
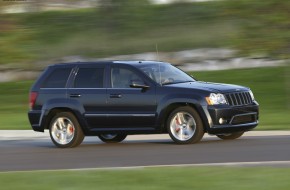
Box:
[0,132,290,172]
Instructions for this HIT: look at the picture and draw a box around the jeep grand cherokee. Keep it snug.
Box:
[28,61,259,148]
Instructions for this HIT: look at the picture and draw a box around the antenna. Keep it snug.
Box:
[156,43,162,84]
[155,43,159,61]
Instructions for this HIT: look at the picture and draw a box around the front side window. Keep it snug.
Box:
[74,68,104,88]
[42,68,71,88]
[137,63,195,85]
[111,67,144,88]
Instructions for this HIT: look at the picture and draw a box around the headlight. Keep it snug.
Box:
[249,90,255,101]
[206,93,227,105]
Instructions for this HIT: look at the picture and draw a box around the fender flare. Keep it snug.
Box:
[39,98,89,133]
[156,93,211,131]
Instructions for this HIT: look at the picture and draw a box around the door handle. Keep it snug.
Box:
[69,94,81,98]
[110,94,122,98]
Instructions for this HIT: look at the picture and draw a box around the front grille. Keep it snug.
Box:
[225,92,253,106]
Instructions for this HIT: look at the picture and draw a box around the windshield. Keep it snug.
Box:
[137,63,195,85]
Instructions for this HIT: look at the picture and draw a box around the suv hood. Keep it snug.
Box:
[168,81,249,93]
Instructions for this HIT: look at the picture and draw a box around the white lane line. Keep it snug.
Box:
[68,161,290,170]
[1,161,290,173]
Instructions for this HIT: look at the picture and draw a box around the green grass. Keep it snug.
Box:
[0,81,32,130]
[1,167,290,190]
[0,66,288,130]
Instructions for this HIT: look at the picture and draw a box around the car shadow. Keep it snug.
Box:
[3,135,261,149]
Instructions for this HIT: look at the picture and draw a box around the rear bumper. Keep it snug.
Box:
[28,110,44,132]
[203,101,259,134]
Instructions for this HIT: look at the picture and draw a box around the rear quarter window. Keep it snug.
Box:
[42,68,71,88]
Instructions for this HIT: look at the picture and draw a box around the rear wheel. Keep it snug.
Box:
[167,106,204,144]
[98,134,127,143]
[49,112,84,148]
[216,132,244,140]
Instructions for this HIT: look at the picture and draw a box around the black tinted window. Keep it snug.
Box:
[42,68,71,88]
[111,67,143,88]
[74,68,104,88]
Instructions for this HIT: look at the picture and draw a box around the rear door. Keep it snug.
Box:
[106,65,157,128]
[67,64,107,128]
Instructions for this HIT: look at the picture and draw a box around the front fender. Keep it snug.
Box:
[156,93,210,131]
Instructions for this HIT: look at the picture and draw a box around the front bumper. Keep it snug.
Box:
[203,101,259,134]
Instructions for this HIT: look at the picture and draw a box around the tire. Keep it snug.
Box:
[216,132,244,140]
[49,112,84,148]
[98,134,127,143]
[167,106,204,144]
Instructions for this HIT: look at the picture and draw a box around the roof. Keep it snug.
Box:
[50,60,167,67]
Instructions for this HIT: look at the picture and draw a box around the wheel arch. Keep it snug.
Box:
[39,98,89,133]
[41,107,89,135]
[159,102,209,133]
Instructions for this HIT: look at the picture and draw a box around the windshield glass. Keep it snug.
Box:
[137,63,195,85]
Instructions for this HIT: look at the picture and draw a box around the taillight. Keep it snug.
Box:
[29,92,38,109]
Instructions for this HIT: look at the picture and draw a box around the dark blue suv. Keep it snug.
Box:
[28,61,259,148]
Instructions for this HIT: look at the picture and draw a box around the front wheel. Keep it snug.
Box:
[216,132,244,140]
[49,112,84,148]
[167,106,204,144]
[98,134,127,143]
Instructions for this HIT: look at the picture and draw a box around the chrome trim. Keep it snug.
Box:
[225,91,253,106]
[108,88,141,90]
[212,121,259,129]
[232,94,238,105]
[68,88,105,89]
[229,112,257,124]
[85,113,155,117]
[236,94,242,104]
[240,92,245,103]
[228,94,234,105]
[246,93,251,103]
[232,121,258,127]
[40,88,68,89]
[41,88,106,89]
[244,93,247,103]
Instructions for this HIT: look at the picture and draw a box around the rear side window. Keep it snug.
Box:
[42,68,71,88]
[74,68,104,88]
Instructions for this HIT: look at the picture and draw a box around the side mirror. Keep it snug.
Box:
[130,81,149,89]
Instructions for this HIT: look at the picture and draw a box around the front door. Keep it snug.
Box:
[106,65,157,128]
